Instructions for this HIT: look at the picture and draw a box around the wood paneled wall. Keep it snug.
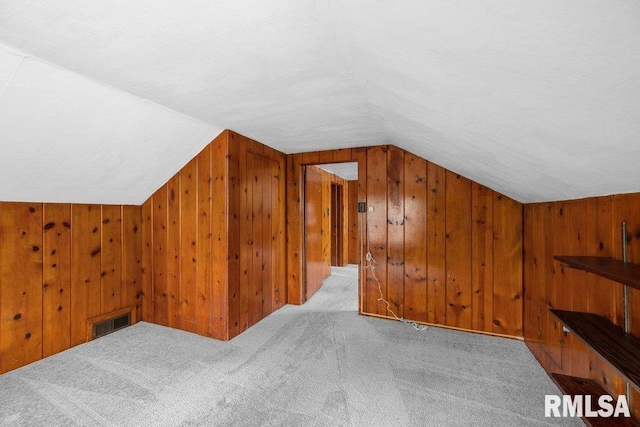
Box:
[141,130,286,341]
[524,194,640,417]
[287,145,524,337]
[0,202,141,374]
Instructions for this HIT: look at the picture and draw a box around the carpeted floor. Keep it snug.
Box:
[0,265,579,426]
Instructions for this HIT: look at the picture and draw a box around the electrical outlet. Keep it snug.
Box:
[368,206,374,212]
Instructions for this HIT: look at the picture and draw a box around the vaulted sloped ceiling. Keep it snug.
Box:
[1,0,639,204]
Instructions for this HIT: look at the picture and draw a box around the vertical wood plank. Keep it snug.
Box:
[553,201,572,374]
[584,196,623,398]
[492,194,523,337]
[226,132,241,339]
[523,204,537,344]
[262,157,274,317]
[42,203,71,357]
[197,143,213,337]
[140,199,153,322]
[250,153,264,327]
[166,175,181,328]
[101,205,122,314]
[403,153,427,323]
[274,156,286,310]
[386,146,404,318]
[212,134,231,339]
[239,150,252,331]
[427,162,446,325]
[317,149,335,164]
[302,151,320,166]
[332,148,353,163]
[365,146,388,316]
[348,180,359,265]
[286,154,303,305]
[586,196,615,319]
[471,184,493,332]
[153,185,169,326]
[180,159,198,332]
[445,172,472,329]
[70,204,102,346]
[0,203,43,373]
[543,203,562,368]
[122,205,142,321]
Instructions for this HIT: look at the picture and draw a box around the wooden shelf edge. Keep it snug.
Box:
[553,255,640,291]
[549,309,640,391]
[550,374,637,427]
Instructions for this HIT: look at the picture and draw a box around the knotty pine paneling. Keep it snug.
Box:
[101,205,123,314]
[43,203,71,357]
[492,194,523,336]
[179,159,198,333]
[427,163,447,325]
[386,146,405,318]
[0,203,43,373]
[232,132,285,336]
[286,145,523,338]
[140,200,153,323]
[524,193,640,418]
[366,146,388,316]
[122,205,142,323]
[70,204,102,347]
[141,130,286,341]
[471,183,493,332]
[196,144,213,338]
[347,180,359,265]
[151,185,169,327]
[167,175,181,329]
[0,202,141,374]
[445,172,473,329]
[403,153,428,323]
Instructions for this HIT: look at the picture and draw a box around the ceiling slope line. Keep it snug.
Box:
[0,49,24,101]
[0,41,225,132]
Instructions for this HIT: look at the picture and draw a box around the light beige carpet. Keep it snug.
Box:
[0,265,578,426]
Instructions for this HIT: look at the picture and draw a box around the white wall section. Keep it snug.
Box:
[0,0,639,203]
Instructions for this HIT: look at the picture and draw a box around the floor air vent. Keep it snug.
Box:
[93,312,131,339]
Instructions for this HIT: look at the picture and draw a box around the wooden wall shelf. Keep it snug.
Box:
[550,309,640,391]
[550,373,637,427]
[553,256,640,291]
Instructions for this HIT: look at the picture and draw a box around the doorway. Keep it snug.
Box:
[303,161,358,302]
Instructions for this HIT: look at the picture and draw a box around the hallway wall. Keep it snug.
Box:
[287,145,523,337]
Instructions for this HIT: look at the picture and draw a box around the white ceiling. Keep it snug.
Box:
[1,0,639,204]
[316,162,358,181]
